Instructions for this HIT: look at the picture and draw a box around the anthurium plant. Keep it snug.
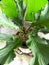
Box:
[0,0,49,65]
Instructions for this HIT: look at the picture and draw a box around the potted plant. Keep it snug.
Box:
[0,0,49,65]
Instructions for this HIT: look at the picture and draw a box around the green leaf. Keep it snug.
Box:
[34,2,49,29]
[4,51,15,64]
[0,36,22,65]
[34,16,49,29]
[0,13,19,30]
[27,0,47,13]
[26,13,35,22]
[15,0,24,20]
[24,0,47,21]
[30,56,39,65]
[0,0,18,18]
[27,35,49,65]
[13,0,26,26]
[0,51,15,65]
[0,33,13,41]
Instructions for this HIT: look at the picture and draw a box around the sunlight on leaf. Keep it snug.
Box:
[0,0,18,18]
[24,0,47,21]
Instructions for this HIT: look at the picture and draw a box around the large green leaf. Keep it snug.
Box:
[0,36,22,65]
[0,33,13,41]
[0,13,19,30]
[30,56,39,65]
[0,51,15,65]
[26,35,49,65]
[35,19,49,29]
[27,0,47,13]
[0,0,17,18]
[15,0,24,20]
[26,13,35,21]
[24,0,47,21]
[12,0,26,26]
[34,2,49,29]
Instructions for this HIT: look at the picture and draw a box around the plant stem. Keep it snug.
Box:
[22,0,28,26]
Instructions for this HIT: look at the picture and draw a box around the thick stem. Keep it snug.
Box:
[22,0,28,26]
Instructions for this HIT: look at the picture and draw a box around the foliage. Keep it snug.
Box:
[24,0,48,21]
[0,36,22,64]
[0,13,19,29]
[0,0,49,65]
[0,0,18,18]
[27,35,49,65]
